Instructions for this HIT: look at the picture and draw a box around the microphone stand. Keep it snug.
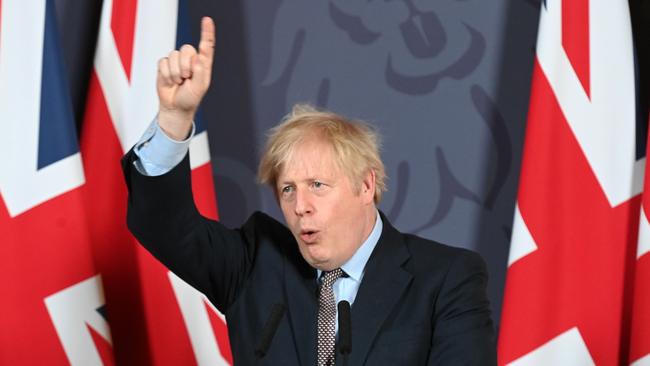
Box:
[254,303,286,364]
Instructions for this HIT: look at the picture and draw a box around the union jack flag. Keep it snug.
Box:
[0,1,114,364]
[80,0,232,364]
[0,0,231,364]
[499,1,644,365]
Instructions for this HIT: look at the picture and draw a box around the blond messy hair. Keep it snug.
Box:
[258,104,387,203]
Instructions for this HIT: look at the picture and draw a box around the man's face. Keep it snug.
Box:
[277,138,376,271]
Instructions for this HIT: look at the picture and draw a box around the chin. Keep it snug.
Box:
[307,255,329,268]
[306,254,333,270]
[297,247,323,267]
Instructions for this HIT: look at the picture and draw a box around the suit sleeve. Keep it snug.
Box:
[428,250,497,365]
[121,148,256,314]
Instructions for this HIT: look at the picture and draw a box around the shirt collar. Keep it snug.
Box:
[317,210,383,282]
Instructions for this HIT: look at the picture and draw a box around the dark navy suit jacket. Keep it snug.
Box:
[122,150,497,365]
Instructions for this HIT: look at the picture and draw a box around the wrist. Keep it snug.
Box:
[158,108,194,141]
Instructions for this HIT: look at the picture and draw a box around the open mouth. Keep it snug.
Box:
[300,230,319,243]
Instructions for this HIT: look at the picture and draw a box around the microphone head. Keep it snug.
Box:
[337,301,352,355]
[337,300,351,316]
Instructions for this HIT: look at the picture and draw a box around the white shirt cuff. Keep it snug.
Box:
[133,118,196,176]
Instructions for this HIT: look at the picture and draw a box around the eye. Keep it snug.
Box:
[311,181,326,190]
[311,181,331,193]
[280,185,295,200]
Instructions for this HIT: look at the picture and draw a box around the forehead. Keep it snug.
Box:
[278,139,340,182]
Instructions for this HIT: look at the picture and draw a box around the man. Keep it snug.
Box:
[122,17,496,365]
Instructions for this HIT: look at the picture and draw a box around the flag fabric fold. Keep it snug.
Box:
[499,1,644,365]
[0,1,114,364]
[1,0,231,364]
[80,0,231,364]
[629,119,650,365]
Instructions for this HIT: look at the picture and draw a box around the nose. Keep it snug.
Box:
[294,188,314,216]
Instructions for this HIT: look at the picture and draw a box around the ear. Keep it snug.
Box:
[360,169,376,205]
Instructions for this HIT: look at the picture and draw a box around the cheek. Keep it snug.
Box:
[280,203,296,225]
[336,198,364,221]
[279,201,290,215]
[336,202,367,237]
[326,206,358,238]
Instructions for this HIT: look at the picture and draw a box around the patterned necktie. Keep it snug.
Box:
[317,268,344,366]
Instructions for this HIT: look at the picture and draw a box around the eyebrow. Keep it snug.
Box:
[278,177,324,186]
[277,178,295,185]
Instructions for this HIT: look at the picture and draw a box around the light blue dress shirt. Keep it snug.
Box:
[135,119,384,332]
[319,212,382,333]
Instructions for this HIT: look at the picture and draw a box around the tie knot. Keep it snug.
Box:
[321,268,344,287]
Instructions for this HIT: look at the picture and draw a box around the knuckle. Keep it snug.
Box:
[180,44,195,54]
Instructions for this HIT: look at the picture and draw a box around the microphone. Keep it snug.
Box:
[338,301,352,357]
[255,303,286,359]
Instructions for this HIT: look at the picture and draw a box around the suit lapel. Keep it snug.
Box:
[284,245,318,366]
[348,215,412,365]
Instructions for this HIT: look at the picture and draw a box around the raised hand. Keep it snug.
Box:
[157,17,215,140]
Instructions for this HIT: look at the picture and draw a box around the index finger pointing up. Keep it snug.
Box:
[198,17,215,61]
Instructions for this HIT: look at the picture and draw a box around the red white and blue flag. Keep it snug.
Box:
[80,0,232,364]
[1,0,231,364]
[629,122,650,365]
[499,0,643,365]
[0,1,114,364]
